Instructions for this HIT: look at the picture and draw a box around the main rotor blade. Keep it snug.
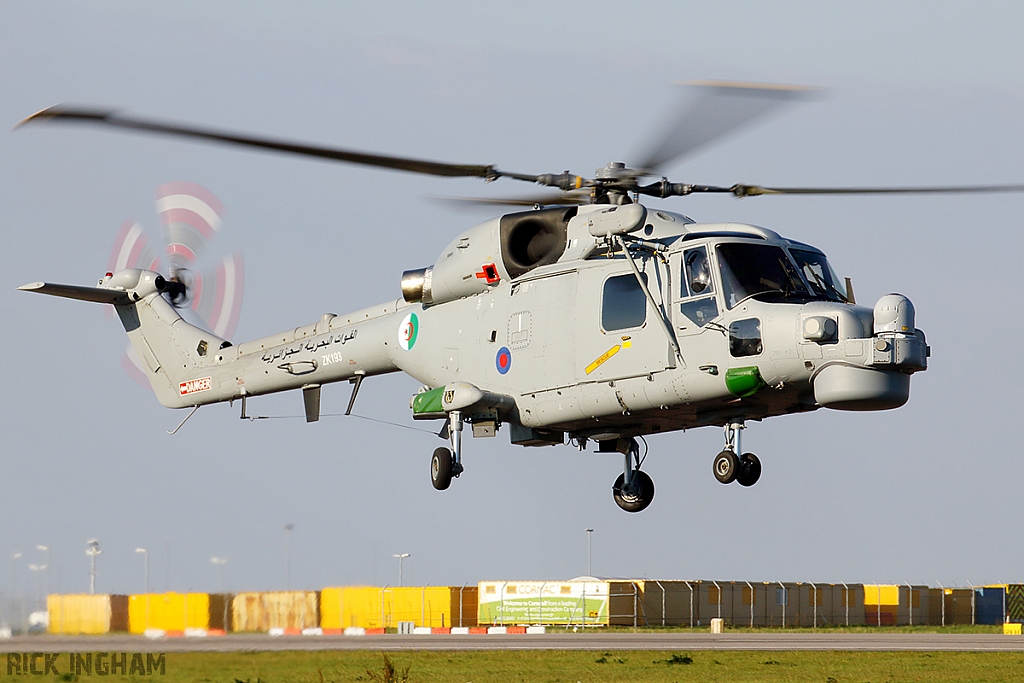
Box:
[433,189,591,207]
[636,81,816,173]
[17,105,537,181]
[729,183,1024,197]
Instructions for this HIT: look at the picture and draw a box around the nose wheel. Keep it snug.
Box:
[610,438,655,512]
[714,420,762,487]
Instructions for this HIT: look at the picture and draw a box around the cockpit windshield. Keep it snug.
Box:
[790,248,848,303]
[717,243,809,309]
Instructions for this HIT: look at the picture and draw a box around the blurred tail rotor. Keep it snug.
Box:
[106,182,244,388]
[108,219,161,274]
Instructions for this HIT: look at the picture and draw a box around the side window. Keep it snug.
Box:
[679,245,719,327]
[602,274,647,331]
[729,318,762,357]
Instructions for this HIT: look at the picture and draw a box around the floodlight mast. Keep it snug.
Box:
[10,552,22,600]
[27,564,44,603]
[393,554,410,587]
[585,529,594,577]
[283,524,294,591]
[35,546,49,596]
[86,540,100,595]
[210,557,227,593]
[135,548,149,594]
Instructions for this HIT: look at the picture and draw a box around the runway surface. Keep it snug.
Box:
[2,633,1023,652]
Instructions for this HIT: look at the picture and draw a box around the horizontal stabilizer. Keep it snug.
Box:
[18,281,130,304]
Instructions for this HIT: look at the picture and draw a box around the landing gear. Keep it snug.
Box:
[713,450,739,483]
[610,438,655,512]
[430,410,464,491]
[613,470,655,512]
[737,453,761,487]
[714,420,761,487]
[430,447,453,490]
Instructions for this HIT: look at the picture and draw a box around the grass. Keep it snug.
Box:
[19,650,1022,683]
[598,623,1005,634]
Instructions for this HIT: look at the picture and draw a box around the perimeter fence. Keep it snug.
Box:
[7,582,1022,635]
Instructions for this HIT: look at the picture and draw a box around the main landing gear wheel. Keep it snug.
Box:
[612,470,655,513]
[714,419,762,486]
[430,447,453,491]
[737,453,761,487]
[713,450,739,484]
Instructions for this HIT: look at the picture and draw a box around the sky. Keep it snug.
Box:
[2,1,1024,603]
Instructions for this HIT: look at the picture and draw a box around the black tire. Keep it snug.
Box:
[431,447,453,491]
[737,453,761,487]
[713,450,739,484]
[612,470,655,513]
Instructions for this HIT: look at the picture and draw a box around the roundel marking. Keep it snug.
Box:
[399,312,419,351]
[495,346,512,374]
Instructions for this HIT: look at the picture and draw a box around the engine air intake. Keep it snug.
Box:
[499,207,576,279]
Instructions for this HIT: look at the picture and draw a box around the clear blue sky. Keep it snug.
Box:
[2,1,1023,597]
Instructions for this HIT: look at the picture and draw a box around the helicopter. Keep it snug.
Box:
[18,82,1022,512]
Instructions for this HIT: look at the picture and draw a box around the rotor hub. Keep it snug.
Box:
[595,162,639,181]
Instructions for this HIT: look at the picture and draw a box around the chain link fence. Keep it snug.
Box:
[5,582,1021,635]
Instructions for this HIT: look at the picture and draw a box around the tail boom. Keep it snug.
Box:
[20,269,404,409]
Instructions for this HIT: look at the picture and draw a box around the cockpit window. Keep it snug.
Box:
[682,246,713,297]
[717,243,809,309]
[790,248,848,303]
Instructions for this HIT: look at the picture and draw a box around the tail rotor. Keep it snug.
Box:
[106,182,244,388]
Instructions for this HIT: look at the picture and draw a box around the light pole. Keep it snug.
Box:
[135,549,149,594]
[585,529,594,577]
[86,540,101,595]
[210,557,227,593]
[210,557,228,633]
[35,546,50,596]
[10,552,23,631]
[136,547,150,631]
[284,524,294,591]
[393,554,410,587]
[10,552,22,598]
[27,564,45,603]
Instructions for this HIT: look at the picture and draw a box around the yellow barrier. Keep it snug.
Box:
[48,594,111,635]
[128,593,209,633]
[232,591,317,631]
[320,586,469,629]
[321,587,375,629]
[1005,622,1022,635]
[863,585,900,606]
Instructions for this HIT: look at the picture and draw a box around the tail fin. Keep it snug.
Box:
[19,269,228,407]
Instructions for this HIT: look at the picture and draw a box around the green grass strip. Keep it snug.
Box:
[26,650,1022,683]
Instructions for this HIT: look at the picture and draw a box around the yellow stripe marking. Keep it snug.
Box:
[585,344,621,375]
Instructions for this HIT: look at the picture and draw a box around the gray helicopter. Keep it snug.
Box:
[19,83,1020,512]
